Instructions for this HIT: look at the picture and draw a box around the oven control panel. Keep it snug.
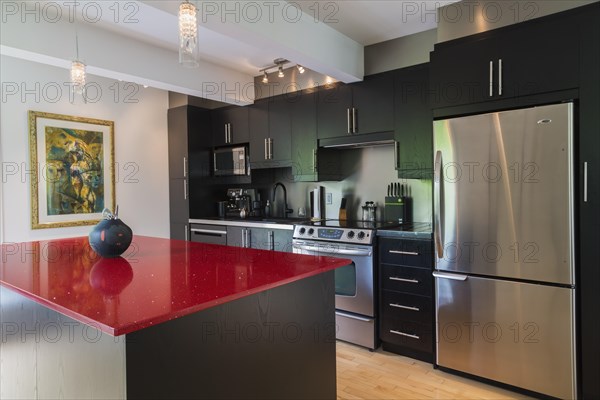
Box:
[293,226,373,244]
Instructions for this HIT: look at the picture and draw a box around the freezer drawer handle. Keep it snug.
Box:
[389,277,419,284]
[432,272,468,281]
[390,330,420,340]
[389,250,419,256]
[390,303,420,312]
[584,161,588,203]
[434,150,444,258]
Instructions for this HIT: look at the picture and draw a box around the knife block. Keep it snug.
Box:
[384,196,410,223]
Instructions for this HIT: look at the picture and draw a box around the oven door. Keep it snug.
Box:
[292,240,374,317]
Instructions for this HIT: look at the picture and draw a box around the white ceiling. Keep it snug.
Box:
[1,1,458,104]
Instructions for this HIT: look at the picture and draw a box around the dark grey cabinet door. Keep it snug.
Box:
[291,91,318,180]
[317,83,352,139]
[248,227,270,250]
[170,223,189,241]
[226,226,245,248]
[248,99,269,166]
[212,106,249,147]
[168,107,189,180]
[273,229,293,253]
[268,95,292,165]
[351,72,394,135]
[394,64,432,178]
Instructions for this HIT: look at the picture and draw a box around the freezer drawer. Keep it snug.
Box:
[435,273,576,399]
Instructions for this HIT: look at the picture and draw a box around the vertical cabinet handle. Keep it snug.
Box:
[352,108,357,133]
[394,141,399,169]
[228,123,232,143]
[268,138,273,160]
[347,108,351,134]
[434,150,444,258]
[498,59,503,96]
[246,229,251,248]
[584,162,588,203]
[224,124,228,143]
[313,148,318,172]
[264,138,268,160]
[183,179,188,200]
[183,156,187,178]
[268,231,274,250]
[489,60,494,97]
[184,225,188,241]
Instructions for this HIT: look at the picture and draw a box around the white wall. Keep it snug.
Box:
[0,56,170,243]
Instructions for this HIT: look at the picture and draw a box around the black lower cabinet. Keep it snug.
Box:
[378,237,434,363]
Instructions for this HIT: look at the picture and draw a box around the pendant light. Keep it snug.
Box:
[70,7,86,102]
[179,1,199,68]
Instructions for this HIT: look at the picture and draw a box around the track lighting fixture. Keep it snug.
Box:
[278,65,284,78]
[261,58,306,82]
[262,71,269,84]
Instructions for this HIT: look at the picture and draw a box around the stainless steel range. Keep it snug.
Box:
[292,220,400,349]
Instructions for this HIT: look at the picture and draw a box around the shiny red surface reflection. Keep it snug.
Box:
[0,236,349,336]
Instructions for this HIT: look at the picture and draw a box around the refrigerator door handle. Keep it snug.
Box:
[433,271,468,281]
[434,150,444,258]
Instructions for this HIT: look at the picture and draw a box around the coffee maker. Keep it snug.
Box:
[222,188,257,218]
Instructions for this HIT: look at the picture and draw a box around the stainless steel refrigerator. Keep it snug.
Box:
[433,103,576,399]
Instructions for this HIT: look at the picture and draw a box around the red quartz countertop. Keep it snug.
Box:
[0,236,350,336]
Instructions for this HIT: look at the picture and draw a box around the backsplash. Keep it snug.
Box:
[268,146,433,223]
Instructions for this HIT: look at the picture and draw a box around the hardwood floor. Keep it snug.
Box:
[336,342,533,400]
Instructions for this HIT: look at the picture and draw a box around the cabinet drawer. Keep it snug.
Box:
[379,239,432,268]
[381,265,432,296]
[380,319,433,353]
[381,291,432,325]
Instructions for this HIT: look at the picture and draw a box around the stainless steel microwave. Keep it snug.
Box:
[213,146,247,176]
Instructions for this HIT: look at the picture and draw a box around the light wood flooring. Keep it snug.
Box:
[336,341,533,400]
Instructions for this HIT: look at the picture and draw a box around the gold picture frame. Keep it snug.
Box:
[29,111,115,229]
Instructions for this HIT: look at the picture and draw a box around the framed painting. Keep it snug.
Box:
[28,111,115,229]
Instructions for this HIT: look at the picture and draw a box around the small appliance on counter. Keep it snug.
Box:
[309,186,325,221]
[222,188,260,218]
[384,182,411,223]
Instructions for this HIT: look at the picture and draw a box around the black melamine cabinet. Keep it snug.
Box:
[248,96,292,169]
[378,237,434,363]
[394,64,432,179]
[211,106,249,147]
[430,14,579,109]
[577,4,600,399]
[317,72,394,139]
[167,106,210,240]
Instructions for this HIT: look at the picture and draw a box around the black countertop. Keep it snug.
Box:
[376,222,433,239]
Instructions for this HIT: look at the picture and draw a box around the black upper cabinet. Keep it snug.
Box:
[430,14,579,109]
[394,64,432,178]
[317,72,394,139]
[316,83,352,139]
[248,96,292,168]
[211,106,249,147]
[291,90,318,179]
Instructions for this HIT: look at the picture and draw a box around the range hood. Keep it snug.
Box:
[319,131,395,149]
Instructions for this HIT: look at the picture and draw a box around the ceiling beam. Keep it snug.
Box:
[0,8,256,105]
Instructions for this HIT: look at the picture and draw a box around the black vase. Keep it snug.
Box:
[89,218,133,258]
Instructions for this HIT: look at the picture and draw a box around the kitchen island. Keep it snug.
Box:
[0,236,349,399]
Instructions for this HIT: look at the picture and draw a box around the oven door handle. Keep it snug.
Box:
[292,244,372,257]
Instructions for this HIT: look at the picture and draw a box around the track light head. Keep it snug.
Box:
[262,71,269,83]
[297,65,305,74]
[278,65,284,78]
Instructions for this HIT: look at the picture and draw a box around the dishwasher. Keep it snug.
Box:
[189,224,227,245]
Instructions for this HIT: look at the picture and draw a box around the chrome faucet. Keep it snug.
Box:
[272,182,293,218]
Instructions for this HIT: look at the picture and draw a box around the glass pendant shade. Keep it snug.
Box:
[70,60,86,96]
[179,1,198,68]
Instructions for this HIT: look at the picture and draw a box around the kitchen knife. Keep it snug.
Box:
[400,183,404,198]
[392,183,396,197]
[387,184,391,197]
[395,182,400,197]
